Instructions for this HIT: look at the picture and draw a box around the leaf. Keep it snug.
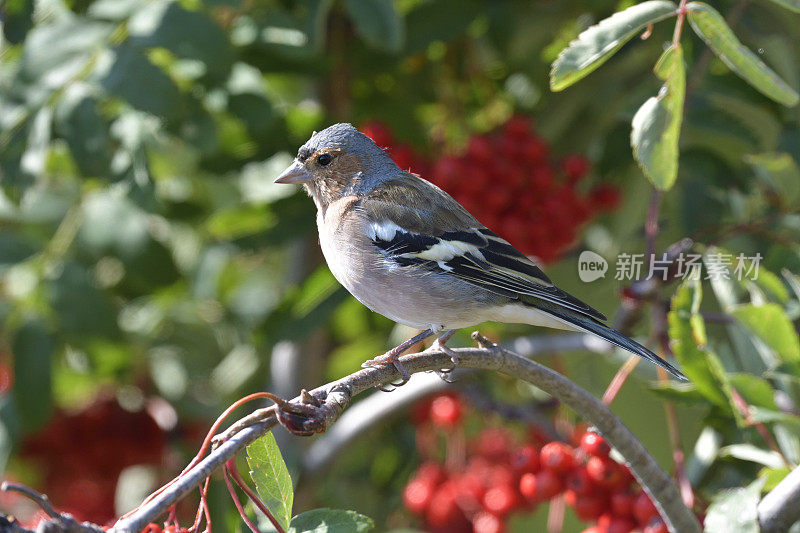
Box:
[719,444,786,468]
[550,0,678,91]
[631,45,685,190]
[732,303,800,363]
[129,2,233,79]
[744,268,790,304]
[246,432,293,532]
[343,0,404,53]
[668,279,739,418]
[728,373,777,410]
[2,0,34,44]
[744,153,800,209]
[704,477,765,533]
[760,466,791,492]
[289,509,374,533]
[763,0,800,12]
[12,320,55,433]
[686,2,799,106]
[54,86,113,178]
[98,41,182,119]
[686,426,722,486]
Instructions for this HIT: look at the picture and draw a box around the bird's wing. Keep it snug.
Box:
[357,173,607,322]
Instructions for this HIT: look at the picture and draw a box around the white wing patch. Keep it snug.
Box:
[366,220,403,242]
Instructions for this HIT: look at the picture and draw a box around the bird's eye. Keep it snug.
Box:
[317,153,333,166]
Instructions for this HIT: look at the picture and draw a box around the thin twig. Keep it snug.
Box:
[1,482,59,518]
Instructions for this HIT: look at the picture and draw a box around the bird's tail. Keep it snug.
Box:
[535,302,688,381]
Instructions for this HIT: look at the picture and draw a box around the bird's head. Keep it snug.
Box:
[275,123,397,208]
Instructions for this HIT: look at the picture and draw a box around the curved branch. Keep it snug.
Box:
[112,338,699,533]
[758,465,800,533]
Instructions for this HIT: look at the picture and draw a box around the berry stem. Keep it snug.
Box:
[672,0,690,48]
[223,465,260,533]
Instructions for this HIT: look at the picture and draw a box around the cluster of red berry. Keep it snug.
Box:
[404,392,668,533]
[361,118,620,263]
[20,396,166,524]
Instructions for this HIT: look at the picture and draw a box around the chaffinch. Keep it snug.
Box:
[275,123,686,384]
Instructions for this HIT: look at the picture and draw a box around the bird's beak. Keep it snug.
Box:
[275,160,312,184]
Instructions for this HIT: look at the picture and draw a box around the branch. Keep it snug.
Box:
[758,465,800,533]
[111,336,699,533]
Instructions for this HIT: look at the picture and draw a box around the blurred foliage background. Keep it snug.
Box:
[0,0,799,531]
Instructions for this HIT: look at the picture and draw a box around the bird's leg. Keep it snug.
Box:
[362,328,437,391]
[425,329,460,378]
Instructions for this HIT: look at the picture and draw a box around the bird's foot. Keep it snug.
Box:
[424,329,460,380]
[362,351,411,391]
[362,328,437,391]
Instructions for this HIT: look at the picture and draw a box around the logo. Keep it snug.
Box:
[578,250,608,282]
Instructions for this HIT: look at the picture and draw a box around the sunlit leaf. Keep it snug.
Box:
[704,477,764,533]
[668,279,739,419]
[550,0,677,91]
[289,509,374,532]
[631,45,685,190]
[686,2,799,106]
[247,432,293,532]
[732,303,800,363]
[719,444,786,469]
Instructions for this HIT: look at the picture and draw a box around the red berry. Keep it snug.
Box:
[504,115,532,139]
[581,528,602,533]
[403,478,436,514]
[580,433,611,458]
[598,514,636,533]
[472,511,505,533]
[643,516,669,533]
[519,470,563,501]
[562,155,590,182]
[510,445,540,474]
[522,137,548,164]
[610,491,635,517]
[429,394,463,428]
[426,481,470,531]
[482,484,520,517]
[565,467,597,496]
[416,461,447,485]
[633,491,659,525]
[360,121,393,147]
[573,493,607,521]
[467,136,493,163]
[474,428,513,462]
[540,442,576,473]
[590,185,622,211]
[586,456,624,488]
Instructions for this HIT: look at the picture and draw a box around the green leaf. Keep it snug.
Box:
[98,42,182,119]
[760,466,791,492]
[343,0,404,53]
[12,320,55,433]
[54,87,113,178]
[729,373,777,410]
[129,2,233,79]
[744,153,800,209]
[763,0,800,13]
[719,444,786,468]
[668,279,739,417]
[246,432,293,532]
[686,2,799,106]
[732,303,800,363]
[550,0,678,91]
[2,0,34,44]
[289,509,374,533]
[704,477,765,533]
[631,45,685,190]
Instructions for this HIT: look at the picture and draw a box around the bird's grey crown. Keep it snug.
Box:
[300,123,399,187]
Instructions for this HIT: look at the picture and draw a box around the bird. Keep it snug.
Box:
[275,123,687,386]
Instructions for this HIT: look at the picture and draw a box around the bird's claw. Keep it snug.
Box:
[363,352,411,392]
[426,329,459,379]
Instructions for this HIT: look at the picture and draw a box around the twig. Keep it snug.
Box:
[1,482,59,518]
[112,338,700,533]
[758,466,800,533]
